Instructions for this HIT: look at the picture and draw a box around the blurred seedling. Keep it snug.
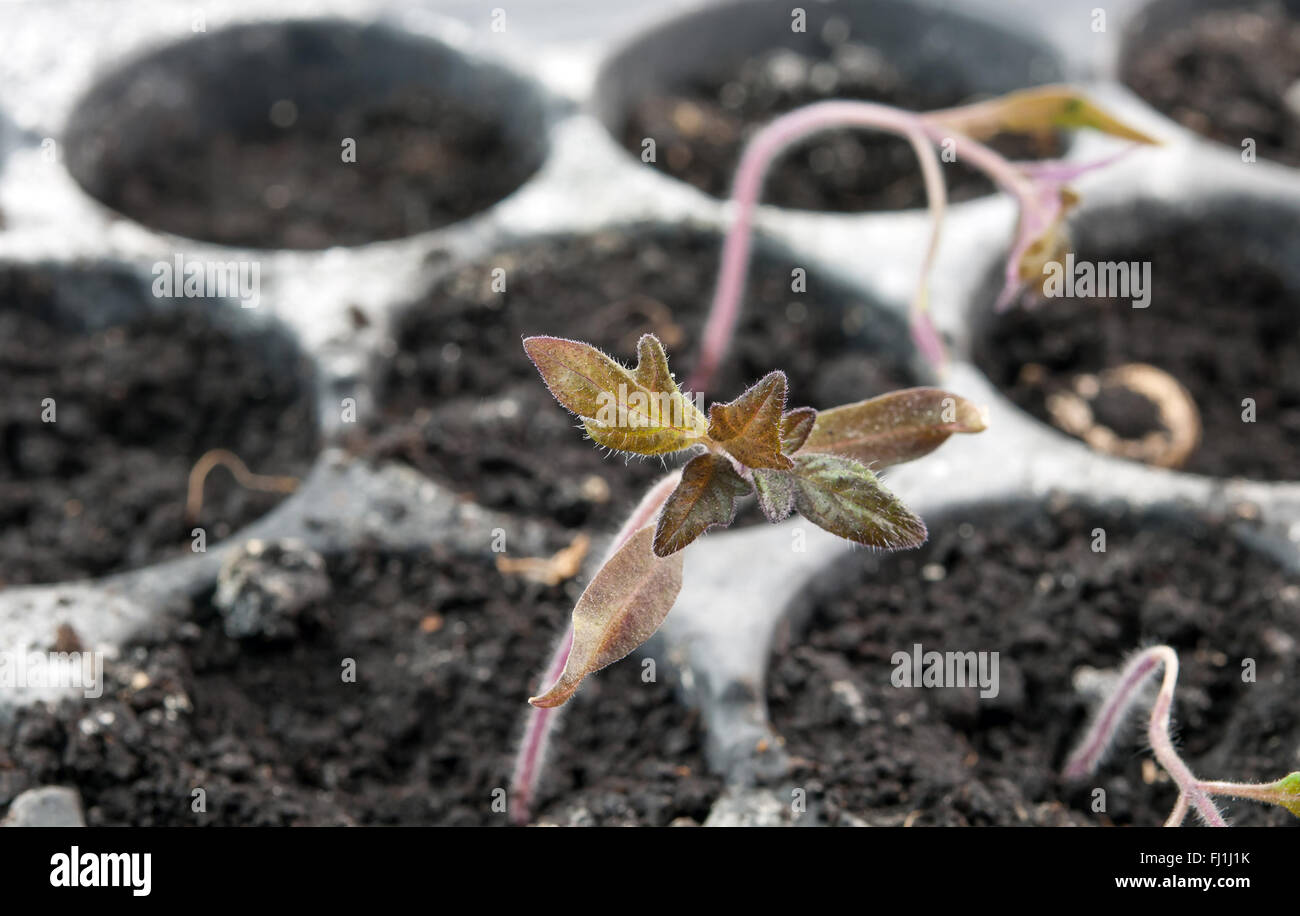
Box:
[509,332,986,822]
[1065,644,1300,826]
[688,85,1160,391]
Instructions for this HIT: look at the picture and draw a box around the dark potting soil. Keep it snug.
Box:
[1122,3,1300,167]
[354,228,918,529]
[974,219,1300,480]
[619,45,1064,212]
[0,275,317,586]
[83,89,536,249]
[0,545,720,826]
[768,500,1300,827]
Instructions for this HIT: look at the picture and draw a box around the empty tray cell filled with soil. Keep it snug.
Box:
[973,197,1300,480]
[63,20,549,249]
[1122,0,1300,167]
[0,263,317,587]
[354,226,920,529]
[766,499,1300,827]
[0,544,721,826]
[596,0,1065,212]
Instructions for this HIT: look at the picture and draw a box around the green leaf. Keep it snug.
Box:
[752,468,795,522]
[803,388,987,469]
[780,407,817,455]
[529,526,684,708]
[1266,772,1300,818]
[933,86,1160,145]
[790,453,926,550]
[707,371,794,470]
[653,453,752,556]
[525,334,708,455]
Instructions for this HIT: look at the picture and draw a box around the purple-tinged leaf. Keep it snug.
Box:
[653,453,752,557]
[1013,146,1139,185]
[523,335,637,419]
[790,453,926,550]
[752,468,795,522]
[991,148,1144,314]
[802,388,987,469]
[780,407,817,455]
[630,332,678,392]
[529,526,684,709]
[524,335,708,455]
[995,185,1079,312]
[707,370,793,470]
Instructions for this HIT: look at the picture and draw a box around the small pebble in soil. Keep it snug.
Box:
[1,786,86,828]
[213,539,331,641]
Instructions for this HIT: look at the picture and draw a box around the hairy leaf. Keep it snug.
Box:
[582,417,700,456]
[1267,772,1300,818]
[752,468,795,522]
[523,335,637,418]
[933,86,1159,145]
[790,453,926,550]
[630,332,678,392]
[529,526,684,708]
[803,388,986,468]
[707,371,793,470]
[780,407,817,455]
[653,453,752,556]
[525,335,707,454]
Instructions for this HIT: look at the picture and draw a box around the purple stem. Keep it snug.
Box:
[1063,650,1161,780]
[1064,645,1225,827]
[1144,650,1225,826]
[1165,793,1189,828]
[686,101,949,395]
[508,470,683,825]
[1196,780,1287,805]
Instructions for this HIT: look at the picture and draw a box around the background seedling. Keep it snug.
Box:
[689,86,1159,391]
[1064,644,1300,826]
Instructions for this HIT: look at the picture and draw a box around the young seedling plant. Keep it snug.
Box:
[1065,644,1300,826]
[509,332,986,822]
[508,84,1156,823]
